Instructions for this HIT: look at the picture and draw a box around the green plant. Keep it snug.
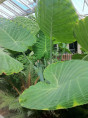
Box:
[20,60,88,110]
[0,62,37,118]
[19,0,88,110]
[0,77,26,118]
[0,18,36,75]
[0,48,23,75]
[0,88,32,118]
[13,16,39,35]
[1,0,88,114]
[0,18,36,52]
[0,17,38,117]
[74,17,88,52]
[36,0,78,63]
[33,31,50,60]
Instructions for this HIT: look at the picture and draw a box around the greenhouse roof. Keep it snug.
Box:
[0,0,36,19]
[0,0,88,19]
[72,0,88,18]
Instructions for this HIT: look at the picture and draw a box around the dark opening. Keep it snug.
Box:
[69,41,77,53]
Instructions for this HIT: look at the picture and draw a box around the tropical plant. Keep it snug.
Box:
[0,18,36,52]
[1,0,88,114]
[0,17,38,117]
[0,80,33,118]
[0,48,23,75]
[36,0,78,64]
[0,56,38,118]
[19,0,88,111]
[74,17,88,52]
[0,18,37,75]
[33,31,50,60]
[13,16,40,35]
[19,60,88,110]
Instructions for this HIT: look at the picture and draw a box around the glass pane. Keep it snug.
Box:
[72,0,88,15]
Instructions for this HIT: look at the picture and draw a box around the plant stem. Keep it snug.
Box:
[34,77,40,85]
[44,58,47,67]
[37,61,44,82]
[22,52,44,81]
[5,79,20,95]
[27,72,31,88]
[50,34,53,64]
[22,52,32,64]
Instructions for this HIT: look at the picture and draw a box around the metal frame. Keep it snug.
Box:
[0,9,12,18]
[1,3,20,16]
[0,0,88,19]
[0,0,36,19]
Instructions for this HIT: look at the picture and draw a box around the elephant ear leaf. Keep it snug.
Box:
[0,48,23,75]
[19,60,88,110]
[36,0,78,43]
[33,31,50,59]
[74,16,88,52]
[13,16,40,35]
[0,18,36,52]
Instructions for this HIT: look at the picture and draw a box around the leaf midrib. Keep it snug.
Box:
[0,27,18,45]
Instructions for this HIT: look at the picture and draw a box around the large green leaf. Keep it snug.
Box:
[36,0,78,43]
[33,31,50,59]
[0,18,36,52]
[13,16,40,35]
[74,17,88,52]
[19,60,88,110]
[0,48,23,75]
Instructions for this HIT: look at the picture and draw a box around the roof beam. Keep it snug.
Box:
[0,0,36,19]
[26,7,35,14]
[0,14,4,18]
[8,0,27,15]
[17,0,32,9]
[0,9,12,19]
[1,3,20,16]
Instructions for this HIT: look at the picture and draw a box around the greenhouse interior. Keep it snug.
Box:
[0,0,88,118]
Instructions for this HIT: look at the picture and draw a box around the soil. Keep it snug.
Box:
[0,108,9,118]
